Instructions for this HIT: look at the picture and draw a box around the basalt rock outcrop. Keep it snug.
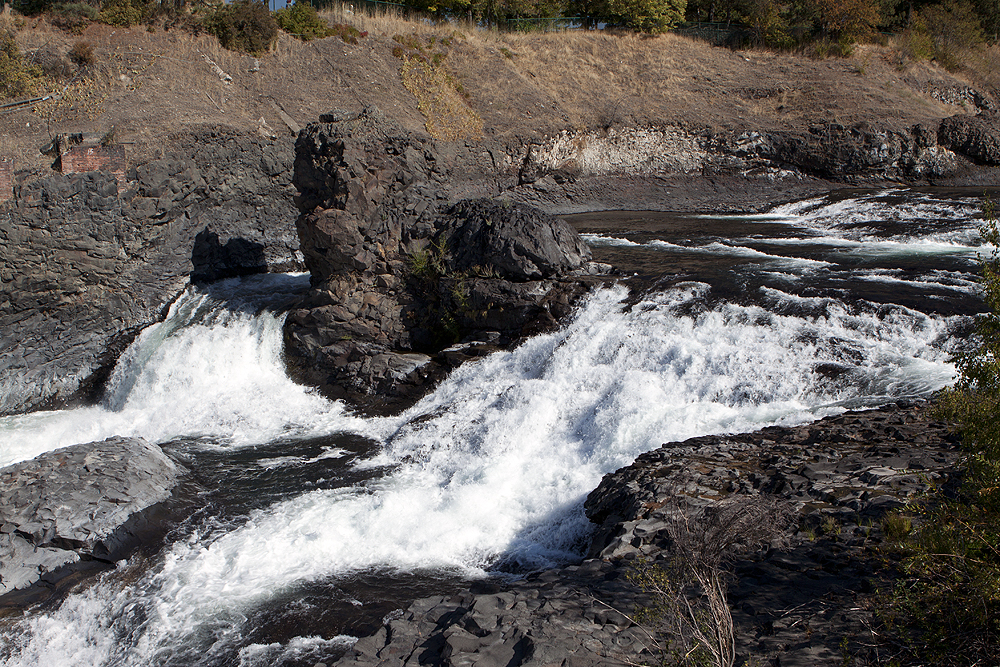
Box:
[514,119,967,209]
[332,401,962,667]
[0,128,300,416]
[283,108,609,411]
[0,437,184,603]
[938,111,1000,165]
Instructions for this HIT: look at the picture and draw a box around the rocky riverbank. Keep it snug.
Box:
[5,100,1000,415]
[331,400,961,667]
[0,437,184,610]
[0,128,301,416]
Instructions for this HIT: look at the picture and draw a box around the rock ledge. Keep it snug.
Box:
[0,436,184,599]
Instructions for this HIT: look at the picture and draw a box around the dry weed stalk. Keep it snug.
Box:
[629,492,792,667]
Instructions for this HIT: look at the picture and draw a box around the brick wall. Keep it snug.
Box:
[59,145,126,188]
[0,160,11,202]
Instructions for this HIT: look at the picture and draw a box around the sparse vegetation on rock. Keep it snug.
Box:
[875,195,1000,666]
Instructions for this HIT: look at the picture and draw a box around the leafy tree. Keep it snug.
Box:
[202,0,278,54]
[573,0,686,32]
[810,0,880,38]
[910,0,984,68]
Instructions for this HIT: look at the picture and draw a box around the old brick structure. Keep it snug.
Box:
[45,133,127,189]
[59,144,126,188]
[0,160,12,202]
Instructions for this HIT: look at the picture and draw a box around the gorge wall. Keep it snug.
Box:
[5,107,1000,415]
[510,113,1000,213]
[0,128,300,416]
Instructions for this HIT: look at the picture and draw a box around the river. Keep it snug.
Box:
[0,187,991,667]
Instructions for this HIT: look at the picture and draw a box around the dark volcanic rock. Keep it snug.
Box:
[938,112,1000,165]
[284,107,607,411]
[441,199,590,281]
[766,122,957,181]
[0,128,300,416]
[0,436,184,599]
[329,401,962,667]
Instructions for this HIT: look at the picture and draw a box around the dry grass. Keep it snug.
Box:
[401,55,482,140]
[0,8,989,179]
[960,43,1000,97]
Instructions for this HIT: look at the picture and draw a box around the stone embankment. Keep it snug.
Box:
[0,437,184,607]
[0,128,300,416]
[332,401,960,667]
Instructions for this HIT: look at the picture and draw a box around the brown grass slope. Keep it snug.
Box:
[1,7,997,177]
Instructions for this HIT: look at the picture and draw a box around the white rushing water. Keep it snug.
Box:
[0,275,362,469]
[0,284,959,667]
[0,190,978,667]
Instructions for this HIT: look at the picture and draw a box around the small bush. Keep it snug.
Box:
[203,0,277,55]
[98,0,143,27]
[68,40,95,67]
[51,2,99,33]
[273,2,333,41]
[329,23,366,45]
[882,511,913,541]
[628,493,791,667]
[0,34,43,99]
[33,46,73,79]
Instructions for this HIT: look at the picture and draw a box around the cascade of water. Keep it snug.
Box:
[0,191,981,667]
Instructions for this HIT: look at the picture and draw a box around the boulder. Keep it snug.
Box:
[440,198,590,281]
[0,436,184,599]
[284,108,607,412]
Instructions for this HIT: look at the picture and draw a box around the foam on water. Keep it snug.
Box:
[0,279,960,667]
[768,190,983,245]
[1,191,981,666]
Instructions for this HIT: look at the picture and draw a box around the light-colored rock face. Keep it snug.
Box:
[0,436,184,597]
[521,127,713,180]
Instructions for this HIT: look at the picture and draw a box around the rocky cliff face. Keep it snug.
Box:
[283,108,607,412]
[509,114,1000,213]
[0,128,300,416]
[6,108,1000,416]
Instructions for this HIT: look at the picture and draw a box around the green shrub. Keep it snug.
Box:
[273,2,333,41]
[202,0,277,55]
[98,0,144,27]
[329,23,366,44]
[0,34,43,99]
[51,2,99,33]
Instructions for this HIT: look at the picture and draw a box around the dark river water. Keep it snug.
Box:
[0,187,993,667]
